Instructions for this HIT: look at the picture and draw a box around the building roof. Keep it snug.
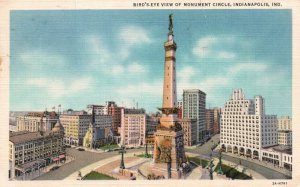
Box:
[9,130,58,144]
[27,111,57,118]
[263,145,292,155]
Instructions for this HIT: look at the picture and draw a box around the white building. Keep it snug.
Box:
[16,111,59,132]
[182,89,206,142]
[120,108,146,148]
[87,105,108,115]
[261,145,292,170]
[220,89,278,159]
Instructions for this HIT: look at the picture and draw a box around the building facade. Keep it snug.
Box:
[261,145,292,170]
[278,130,292,146]
[177,100,183,119]
[178,118,197,146]
[182,89,206,142]
[59,114,91,146]
[213,107,221,134]
[9,121,65,180]
[220,89,278,160]
[278,116,292,130]
[86,105,107,115]
[205,109,214,136]
[59,114,112,146]
[16,111,58,132]
[120,108,146,148]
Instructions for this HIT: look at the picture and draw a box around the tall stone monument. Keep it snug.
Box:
[152,14,189,179]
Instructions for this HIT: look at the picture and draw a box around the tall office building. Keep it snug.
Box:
[120,108,146,148]
[220,89,277,160]
[182,89,206,142]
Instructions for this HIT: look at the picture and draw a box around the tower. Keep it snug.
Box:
[152,14,189,179]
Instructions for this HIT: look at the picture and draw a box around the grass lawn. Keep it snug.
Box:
[214,163,252,180]
[187,157,209,168]
[83,171,116,180]
[99,143,119,150]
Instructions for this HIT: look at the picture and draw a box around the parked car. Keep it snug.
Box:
[77,148,85,151]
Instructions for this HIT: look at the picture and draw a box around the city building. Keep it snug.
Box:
[178,118,197,146]
[277,116,292,146]
[205,109,214,136]
[60,114,112,146]
[16,111,59,132]
[9,120,65,180]
[107,102,122,135]
[177,100,183,119]
[220,89,278,160]
[59,114,91,146]
[213,107,221,134]
[261,145,292,170]
[120,108,146,148]
[83,106,114,149]
[145,115,159,148]
[278,116,292,130]
[86,105,107,115]
[62,109,87,115]
[278,130,292,146]
[183,89,206,142]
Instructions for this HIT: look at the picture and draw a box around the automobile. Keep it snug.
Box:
[64,145,71,148]
[77,148,85,151]
[50,166,60,171]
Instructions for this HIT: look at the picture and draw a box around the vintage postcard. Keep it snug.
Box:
[0,0,299,187]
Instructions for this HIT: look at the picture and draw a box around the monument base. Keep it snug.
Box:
[150,162,182,179]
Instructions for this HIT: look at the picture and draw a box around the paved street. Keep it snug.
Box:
[185,134,220,156]
[34,148,141,180]
[185,134,291,179]
[220,153,291,179]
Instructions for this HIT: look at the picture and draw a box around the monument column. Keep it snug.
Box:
[152,14,189,179]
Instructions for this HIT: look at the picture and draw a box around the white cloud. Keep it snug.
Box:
[193,35,240,60]
[116,81,162,96]
[229,63,267,75]
[20,50,65,66]
[178,66,196,82]
[86,35,111,65]
[112,65,125,75]
[127,62,147,73]
[217,51,236,59]
[26,77,92,97]
[26,79,48,86]
[119,25,151,46]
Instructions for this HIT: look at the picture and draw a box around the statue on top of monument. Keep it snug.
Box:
[168,14,173,35]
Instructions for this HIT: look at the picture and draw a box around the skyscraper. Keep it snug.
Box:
[182,89,206,142]
[220,89,277,160]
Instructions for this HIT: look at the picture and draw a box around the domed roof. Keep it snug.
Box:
[52,120,64,134]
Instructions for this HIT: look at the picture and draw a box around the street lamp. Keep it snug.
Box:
[119,146,126,169]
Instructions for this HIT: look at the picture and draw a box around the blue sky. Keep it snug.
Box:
[10,10,292,116]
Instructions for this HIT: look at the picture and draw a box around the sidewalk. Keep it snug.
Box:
[65,150,144,180]
[223,152,292,176]
[212,157,265,179]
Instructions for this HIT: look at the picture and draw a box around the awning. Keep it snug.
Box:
[59,155,65,159]
[52,157,59,161]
